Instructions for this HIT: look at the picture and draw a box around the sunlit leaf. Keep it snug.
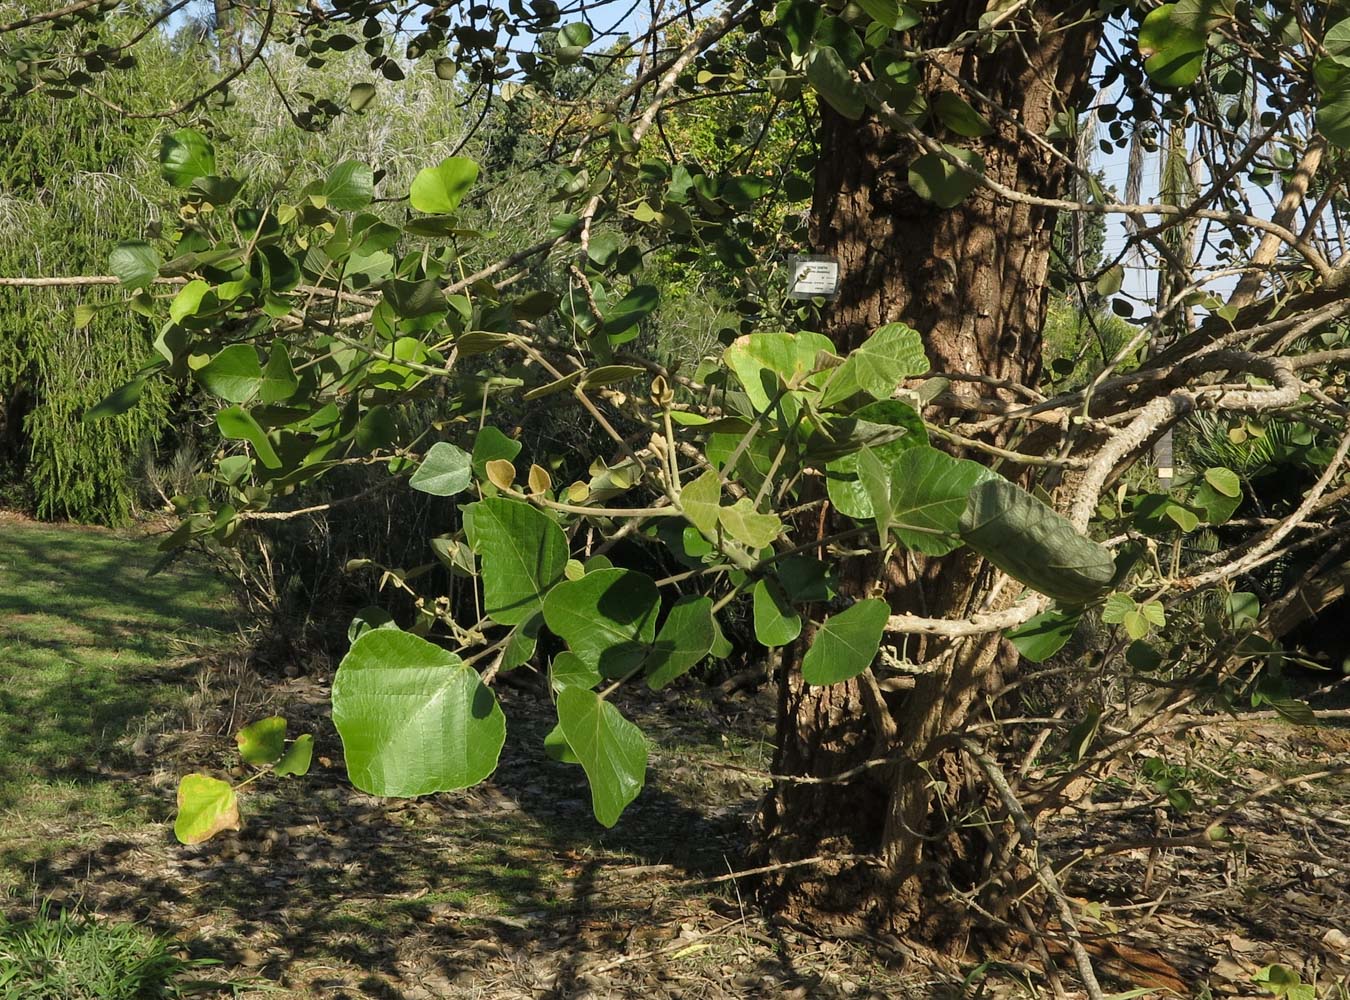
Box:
[174,773,240,845]
[801,599,889,686]
[331,630,506,796]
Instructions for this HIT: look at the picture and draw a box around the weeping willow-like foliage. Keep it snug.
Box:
[0,24,483,524]
[0,30,201,524]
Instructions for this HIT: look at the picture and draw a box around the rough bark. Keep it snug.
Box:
[755,2,1101,941]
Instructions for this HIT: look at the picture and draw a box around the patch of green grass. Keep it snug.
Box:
[0,902,226,999]
[0,522,233,882]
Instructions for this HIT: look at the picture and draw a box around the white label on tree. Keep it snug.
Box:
[787,256,840,299]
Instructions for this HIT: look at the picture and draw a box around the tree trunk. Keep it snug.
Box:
[756,3,1101,942]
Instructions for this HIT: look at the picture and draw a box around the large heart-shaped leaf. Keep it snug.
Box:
[1138,3,1207,90]
[331,629,506,797]
[109,241,161,289]
[825,401,926,519]
[719,498,781,550]
[410,156,479,214]
[645,595,716,689]
[197,345,264,404]
[723,331,834,412]
[889,446,996,555]
[324,160,375,211]
[542,568,660,678]
[260,341,299,403]
[680,469,722,535]
[174,773,240,844]
[806,44,864,119]
[557,687,647,827]
[409,441,472,496]
[959,478,1116,603]
[801,599,889,686]
[463,497,569,625]
[820,323,929,407]
[160,129,216,188]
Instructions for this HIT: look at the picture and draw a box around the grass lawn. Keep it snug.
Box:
[0,517,234,891]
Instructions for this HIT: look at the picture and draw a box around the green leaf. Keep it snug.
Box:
[260,340,299,403]
[1226,591,1260,626]
[501,616,541,671]
[197,345,264,404]
[348,606,397,643]
[471,425,522,481]
[274,734,314,777]
[409,441,472,496]
[645,595,716,689]
[1138,3,1207,90]
[217,405,281,469]
[889,446,997,555]
[778,0,819,55]
[331,629,506,796]
[463,497,569,625]
[1095,264,1125,297]
[602,284,660,337]
[544,722,582,764]
[558,20,594,51]
[723,331,834,412]
[856,444,893,543]
[236,716,286,766]
[324,160,375,211]
[1101,592,1134,624]
[83,378,145,422]
[719,498,782,550]
[806,45,864,119]
[1007,607,1081,663]
[169,279,210,323]
[581,365,647,389]
[109,241,160,289]
[801,599,889,686]
[908,147,985,208]
[160,128,216,188]
[959,478,1116,603]
[753,579,802,648]
[410,156,479,214]
[1318,78,1350,148]
[1123,610,1151,640]
[856,0,914,29]
[556,687,647,827]
[825,401,927,519]
[933,91,992,137]
[551,651,602,693]
[542,568,660,678]
[1203,466,1241,497]
[820,323,930,407]
[776,556,835,603]
[680,469,722,536]
[174,773,240,845]
[349,81,377,111]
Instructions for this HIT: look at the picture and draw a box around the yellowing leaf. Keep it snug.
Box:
[174,773,240,845]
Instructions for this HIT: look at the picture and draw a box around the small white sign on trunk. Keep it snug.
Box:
[787,255,840,300]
